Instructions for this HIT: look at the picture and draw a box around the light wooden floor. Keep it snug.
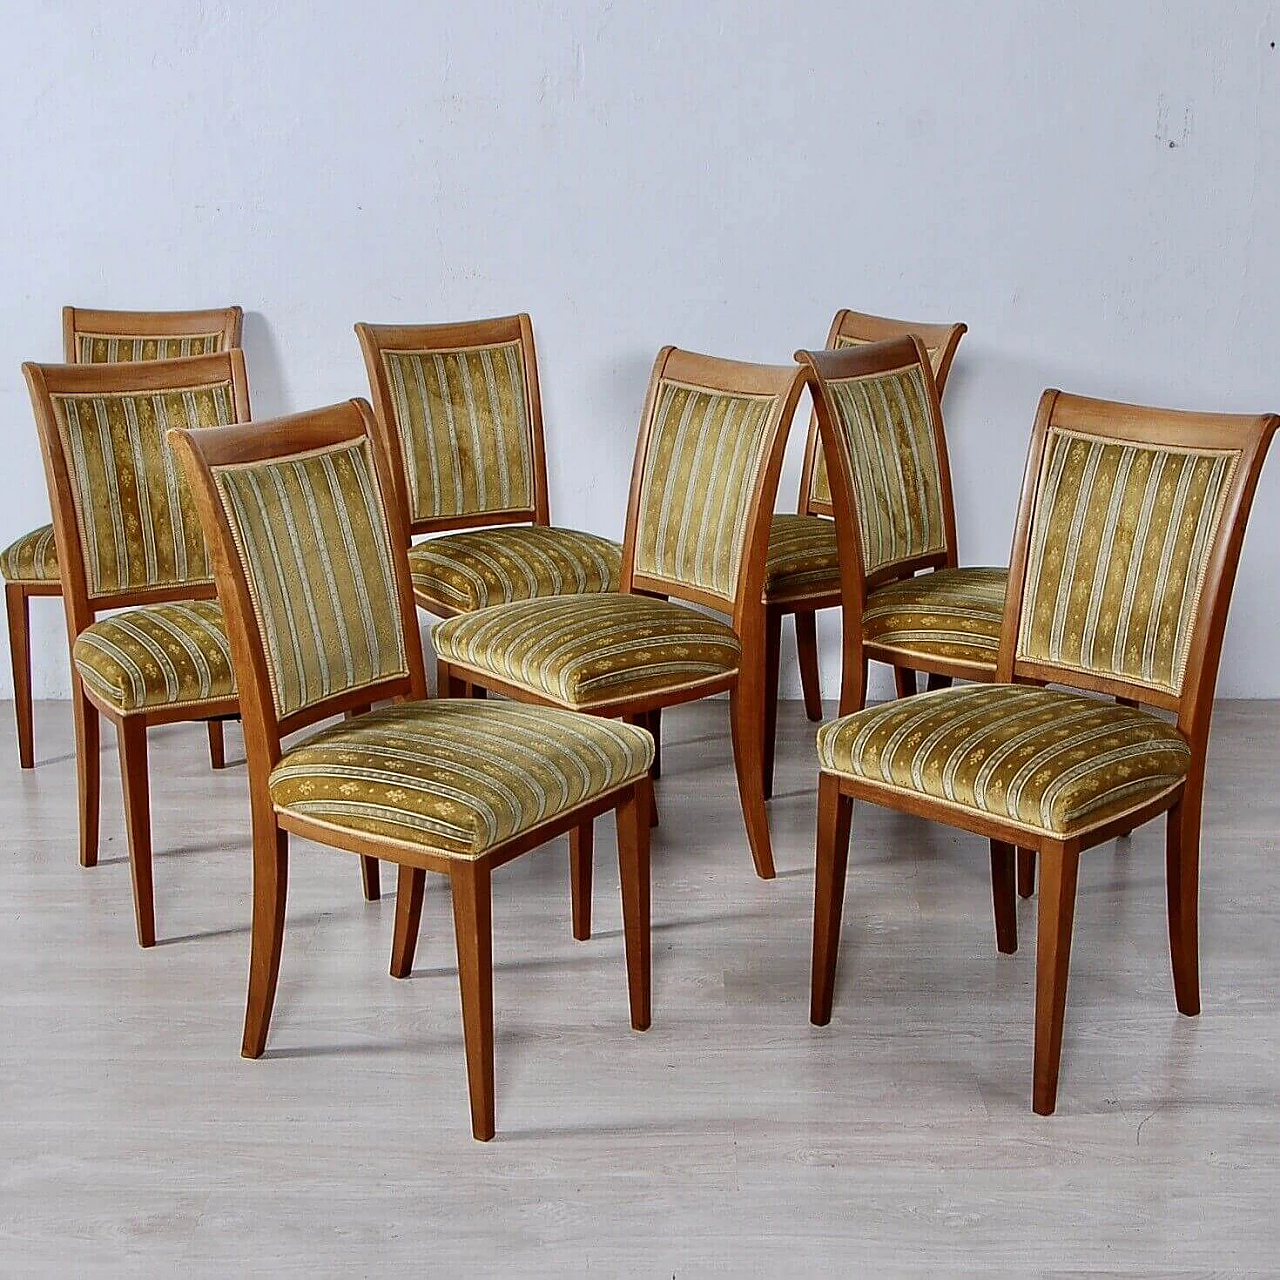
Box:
[1,697,1277,1277]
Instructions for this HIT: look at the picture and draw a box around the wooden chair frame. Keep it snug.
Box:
[808,382,1278,1114]
[438,347,810,884]
[761,312,966,797]
[8,305,243,771]
[170,400,651,1142]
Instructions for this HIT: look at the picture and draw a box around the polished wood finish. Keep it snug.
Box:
[8,307,243,770]
[440,347,809,885]
[23,351,252,946]
[808,384,1278,1114]
[171,398,652,1141]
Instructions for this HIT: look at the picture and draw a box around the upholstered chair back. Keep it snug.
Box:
[356,316,547,534]
[625,348,809,619]
[806,311,966,513]
[23,351,251,605]
[63,306,243,365]
[1011,392,1276,707]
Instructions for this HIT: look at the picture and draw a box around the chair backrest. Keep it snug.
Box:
[63,306,243,365]
[23,352,252,622]
[169,400,425,765]
[1001,390,1277,739]
[796,336,958,607]
[623,347,808,630]
[804,310,966,515]
[355,314,549,536]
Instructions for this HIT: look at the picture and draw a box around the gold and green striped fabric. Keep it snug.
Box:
[409,525,621,613]
[50,380,238,598]
[633,380,780,604]
[815,362,947,576]
[380,341,534,524]
[213,437,409,719]
[1016,428,1238,696]
[863,566,1008,669]
[763,513,840,602]
[269,700,653,857]
[434,593,741,709]
[76,333,226,364]
[73,599,235,713]
[0,524,58,584]
[809,338,944,508]
[818,684,1190,837]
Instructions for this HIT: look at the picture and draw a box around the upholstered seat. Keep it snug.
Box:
[72,598,235,713]
[409,526,622,614]
[434,593,741,710]
[1,523,59,584]
[817,684,1190,838]
[269,701,653,856]
[862,566,1008,670]
[763,514,839,603]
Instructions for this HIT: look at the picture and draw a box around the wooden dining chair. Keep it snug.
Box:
[4,305,243,770]
[434,348,809,890]
[806,374,1277,1115]
[760,311,968,798]
[169,399,653,1141]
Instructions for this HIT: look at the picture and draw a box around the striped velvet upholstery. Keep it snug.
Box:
[818,684,1190,837]
[212,438,408,719]
[270,701,653,856]
[434,594,741,709]
[633,380,781,604]
[817,363,947,576]
[1016,428,1238,696]
[72,599,234,712]
[863,566,1008,669]
[50,381,238,597]
[0,524,58,584]
[809,338,945,508]
[763,514,840,602]
[77,333,226,364]
[409,526,621,613]
[380,341,534,523]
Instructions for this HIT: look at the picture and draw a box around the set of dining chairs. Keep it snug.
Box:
[6,304,1274,1139]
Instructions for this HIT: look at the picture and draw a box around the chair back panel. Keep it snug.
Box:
[379,340,535,524]
[76,333,227,363]
[1015,426,1239,697]
[211,436,410,719]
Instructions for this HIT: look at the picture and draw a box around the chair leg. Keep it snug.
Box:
[206,719,226,769]
[569,820,593,941]
[360,856,381,901]
[242,818,289,1059]
[390,864,425,979]
[1165,794,1202,1017]
[437,658,465,699]
[810,772,854,1025]
[616,785,651,1031]
[6,584,34,769]
[72,684,100,868]
[795,609,823,722]
[1017,848,1036,898]
[762,607,781,800]
[450,861,495,1141]
[729,682,776,879]
[1032,841,1080,1115]
[117,717,156,948]
[989,840,1018,954]
[893,667,917,698]
[925,673,952,692]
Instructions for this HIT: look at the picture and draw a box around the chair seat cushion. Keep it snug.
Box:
[269,701,654,857]
[863,567,1008,671]
[817,684,1190,838]
[409,526,622,614]
[763,514,839,603]
[1,524,59,585]
[72,599,236,713]
[433,593,741,710]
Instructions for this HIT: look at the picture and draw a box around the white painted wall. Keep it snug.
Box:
[2,0,1277,700]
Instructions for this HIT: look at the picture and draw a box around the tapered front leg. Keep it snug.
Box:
[1017,849,1036,898]
[242,821,289,1059]
[795,609,823,722]
[616,785,651,1031]
[72,683,100,868]
[729,680,776,879]
[1032,841,1080,1115]
[6,584,34,769]
[390,864,426,978]
[206,719,226,770]
[451,861,495,1141]
[989,840,1018,954]
[1165,793,1202,1016]
[117,717,156,948]
[810,773,854,1024]
[360,857,381,901]
[569,820,593,941]
[762,607,781,800]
